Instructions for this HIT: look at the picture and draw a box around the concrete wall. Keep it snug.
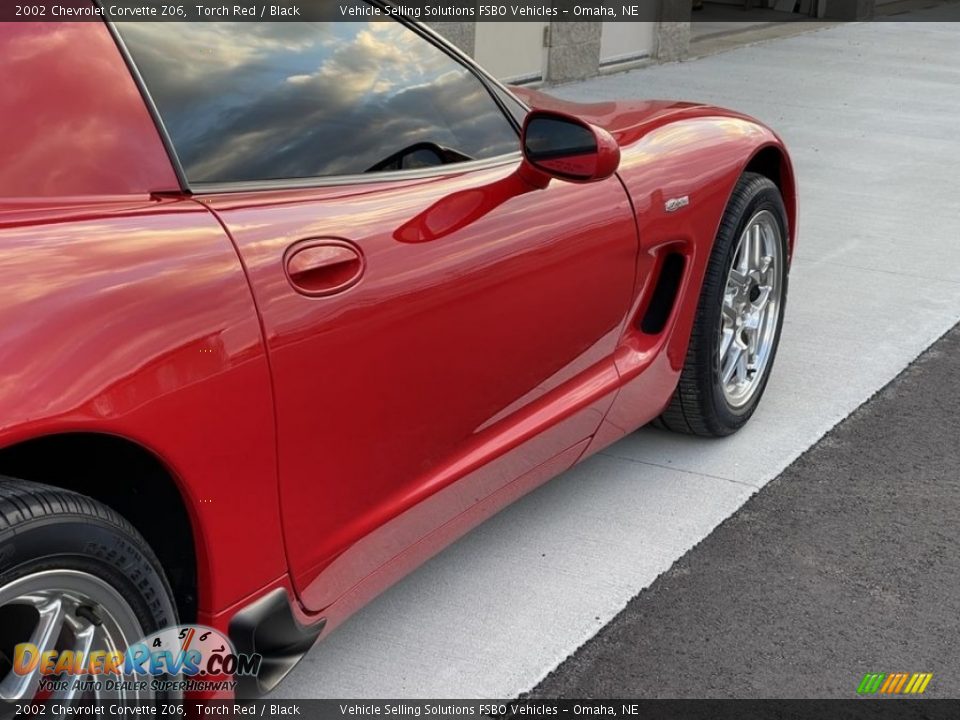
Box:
[429,18,689,85]
[429,0,877,84]
[545,22,602,83]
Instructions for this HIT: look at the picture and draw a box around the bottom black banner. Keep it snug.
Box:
[3,700,959,720]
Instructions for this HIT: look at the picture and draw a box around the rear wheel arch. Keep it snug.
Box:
[0,433,198,624]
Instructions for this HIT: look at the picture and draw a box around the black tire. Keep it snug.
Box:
[0,477,178,698]
[655,172,789,437]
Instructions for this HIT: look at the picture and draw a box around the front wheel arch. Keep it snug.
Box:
[743,143,797,259]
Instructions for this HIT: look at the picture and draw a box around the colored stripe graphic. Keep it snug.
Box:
[858,672,932,694]
[857,673,885,694]
[893,673,909,693]
[879,674,897,693]
[856,674,875,693]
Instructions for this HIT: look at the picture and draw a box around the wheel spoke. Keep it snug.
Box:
[745,324,759,358]
[727,268,749,289]
[0,596,66,701]
[750,223,762,270]
[721,297,739,323]
[737,231,750,273]
[735,351,749,384]
[721,345,742,385]
[719,327,734,359]
[51,615,96,703]
[90,624,128,701]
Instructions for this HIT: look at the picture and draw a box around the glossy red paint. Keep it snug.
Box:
[0,20,795,685]
[0,196,284,615]
[0,23,177,197]
[514,85,797,448]
[201,163,639,612]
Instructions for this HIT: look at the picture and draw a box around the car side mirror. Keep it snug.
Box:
[521,110,620,184]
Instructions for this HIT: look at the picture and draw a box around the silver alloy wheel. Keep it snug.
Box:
[0,569,151,703]
[718,209,783,408]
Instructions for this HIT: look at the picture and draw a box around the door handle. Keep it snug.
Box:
[284,239,364,297]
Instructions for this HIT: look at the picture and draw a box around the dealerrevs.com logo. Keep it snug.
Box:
[13,625,261,695]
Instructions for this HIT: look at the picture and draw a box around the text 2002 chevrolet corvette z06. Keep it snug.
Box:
[0,11,795,701]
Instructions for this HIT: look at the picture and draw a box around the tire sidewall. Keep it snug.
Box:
[0,516,178,638]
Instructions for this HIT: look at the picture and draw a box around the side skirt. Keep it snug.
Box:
[229,588,326,697]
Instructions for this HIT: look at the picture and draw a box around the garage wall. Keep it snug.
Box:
[600,22,656,66]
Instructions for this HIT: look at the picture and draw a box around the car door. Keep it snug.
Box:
[117,20,639,612]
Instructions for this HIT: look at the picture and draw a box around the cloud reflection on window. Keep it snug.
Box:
[116,22,519,184]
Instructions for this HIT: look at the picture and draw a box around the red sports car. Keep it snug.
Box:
[0,13,795,701]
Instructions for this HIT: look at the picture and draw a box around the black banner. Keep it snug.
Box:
[3,700,960,720]
[3,0,959,22]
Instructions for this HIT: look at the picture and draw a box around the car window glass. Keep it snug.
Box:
[115,21,519,184]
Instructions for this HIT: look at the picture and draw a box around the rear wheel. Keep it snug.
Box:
[0,478,177,702]
[656,172,789,436]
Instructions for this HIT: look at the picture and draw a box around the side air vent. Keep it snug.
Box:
[639,252,686,334]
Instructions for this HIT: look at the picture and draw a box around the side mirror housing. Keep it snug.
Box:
[520,110,620,184]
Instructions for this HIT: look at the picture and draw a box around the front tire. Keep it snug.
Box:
[0,478,178,702]
[656,172,789,436]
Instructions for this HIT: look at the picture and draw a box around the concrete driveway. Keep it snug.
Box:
[278,11,960,698]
